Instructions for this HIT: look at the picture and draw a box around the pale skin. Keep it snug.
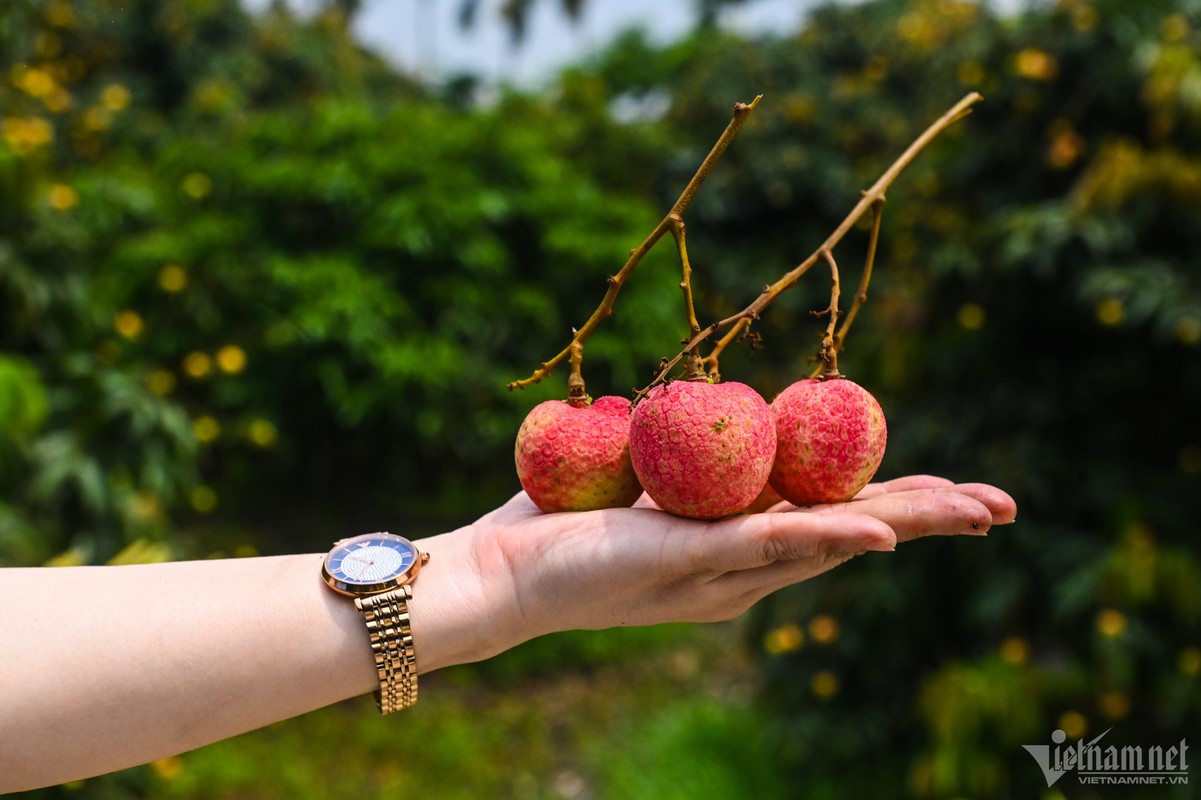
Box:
[0,474,1016,793]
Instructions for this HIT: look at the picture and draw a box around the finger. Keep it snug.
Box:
[716,546,865,602]
[951,482,1018,524]
[854,474,955,499]
[689,511,896,573]
[817,489,993,542]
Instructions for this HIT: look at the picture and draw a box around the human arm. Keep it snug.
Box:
[0,475,1015,792]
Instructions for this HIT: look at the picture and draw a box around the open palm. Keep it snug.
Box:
[424,475,1016,657]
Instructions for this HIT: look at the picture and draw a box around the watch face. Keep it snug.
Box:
[322,532,421,596]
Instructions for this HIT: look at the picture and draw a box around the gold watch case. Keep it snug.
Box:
[321,532,429,597]
[321,531,430,714]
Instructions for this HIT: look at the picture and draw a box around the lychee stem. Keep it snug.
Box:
[809,196,884,378]
[669,215,703,341]
[835,197,884,354]
[682,353,708,382]
[507,96,763,393]
[636,92,982,405]
[814,248,842,377]
[670,215,711,384]
[702,316,754,383]
[566,340,589,407]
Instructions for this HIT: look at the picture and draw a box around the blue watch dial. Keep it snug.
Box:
[323,532,420,595]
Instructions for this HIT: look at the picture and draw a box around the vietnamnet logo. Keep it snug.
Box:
[1022,728,1190,787]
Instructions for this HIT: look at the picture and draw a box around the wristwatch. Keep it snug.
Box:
[321,532,429,714]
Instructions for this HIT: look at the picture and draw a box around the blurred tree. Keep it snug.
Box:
[0,0,684,566]
[456,0,763,43]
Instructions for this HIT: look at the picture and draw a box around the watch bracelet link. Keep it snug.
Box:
[354,585,418,714]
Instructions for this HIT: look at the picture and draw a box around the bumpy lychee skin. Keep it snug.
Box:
[629,381,776,520]
[515,396,643,513]
[769,377,887,506]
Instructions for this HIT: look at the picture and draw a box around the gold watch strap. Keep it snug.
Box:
[354,585,418,714]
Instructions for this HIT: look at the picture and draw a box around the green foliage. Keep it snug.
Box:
[0,0,684,565]
[592,697,788,800]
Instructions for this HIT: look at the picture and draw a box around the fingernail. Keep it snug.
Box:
[866,534,898,552]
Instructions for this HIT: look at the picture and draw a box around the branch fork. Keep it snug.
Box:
[508,92,983,406]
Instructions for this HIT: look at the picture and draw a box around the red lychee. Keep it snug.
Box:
[515,395,643,513]
[629,381,776,519]
[769,377,887,506]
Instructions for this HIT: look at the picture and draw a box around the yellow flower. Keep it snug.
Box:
[808,615,840,645]
[82,107,111,132]
[101,83,131,111]
[1096,608,1127,638]
[45,1,76,27]
[150,756,184,780]
[763,623,805,655]
[181,172,213,199]
[190,486,218,513]
[158,264,188,293]
[1015,48,1059,81]
[1098,691,1130,719]
[146,369,176,396]
[999,636,1029,665]
[129,493,163,521]
[247,418,279,448]
[957,302,985,330]
[1095,298,1124,326]
[47,183,78,211]
[1048,126,1085,169]
[19,68,56,98]
[113,310,144,339]
[810,670,839,700]
[183,351,213,379]
[1161,14,1190,42]
[215,345,246,374]
[193,415,221,444]
[1059,710,1087,739]
[1176,316,1200,345]
[1070,3,1098,32]
[2,116,54,155]
[1178,647,1201,677]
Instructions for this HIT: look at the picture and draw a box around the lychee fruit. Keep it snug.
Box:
[515,395,643,513]
[769,377,887,506]
[629,381,776,519]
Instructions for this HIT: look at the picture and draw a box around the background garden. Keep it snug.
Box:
[2,0,1199,797]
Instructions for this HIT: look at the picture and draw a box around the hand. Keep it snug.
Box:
[410,475,1016,672]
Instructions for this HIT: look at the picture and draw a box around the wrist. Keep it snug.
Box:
[404,526,529,673]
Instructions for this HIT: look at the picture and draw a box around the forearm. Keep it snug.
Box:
[0,535,505,794]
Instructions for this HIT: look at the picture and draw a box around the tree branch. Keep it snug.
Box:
[507,95,763,391]
[634,92,982,403]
